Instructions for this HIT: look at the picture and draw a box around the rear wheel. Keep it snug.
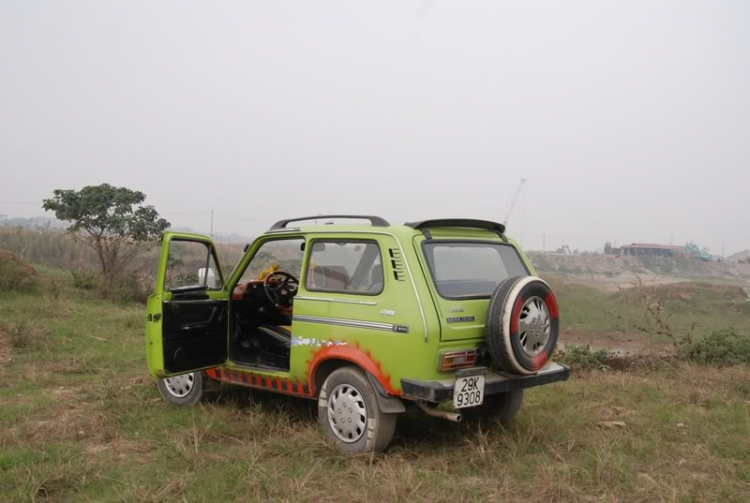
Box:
[318,367,397,454]
[156,371,204,406]
[462,390,524,424]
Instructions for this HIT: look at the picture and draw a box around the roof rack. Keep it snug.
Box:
[405,219,507,241]
[269,215,390,231]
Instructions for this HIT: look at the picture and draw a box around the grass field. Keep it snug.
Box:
[1,270,749,502]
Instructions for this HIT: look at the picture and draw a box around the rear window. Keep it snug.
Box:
[423,242,528,299]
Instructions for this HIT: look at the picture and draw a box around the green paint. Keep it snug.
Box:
[145,221,538,392]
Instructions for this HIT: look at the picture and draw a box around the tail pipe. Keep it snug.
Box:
[417,401,462,423]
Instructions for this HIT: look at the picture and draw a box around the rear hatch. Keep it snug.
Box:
[413,233,531,342]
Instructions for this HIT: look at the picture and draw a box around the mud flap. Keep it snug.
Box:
[366,372,406,414]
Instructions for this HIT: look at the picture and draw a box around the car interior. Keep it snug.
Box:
[229,240,383,371]
[230,269,299,370]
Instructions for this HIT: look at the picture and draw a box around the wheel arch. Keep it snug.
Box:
[307,345,401,398]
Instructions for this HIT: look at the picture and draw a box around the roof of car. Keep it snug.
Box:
[265,216,508,241]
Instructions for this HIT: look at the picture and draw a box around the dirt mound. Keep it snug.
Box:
[529,252,750,288]
[615,281,747,302]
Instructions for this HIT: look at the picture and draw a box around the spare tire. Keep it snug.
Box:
[486,276,559,375]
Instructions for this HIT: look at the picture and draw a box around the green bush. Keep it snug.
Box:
[1,321,46,349]
[104,275,150,304]
[678,328,750,366]
[0,251,38,292]
[555,345,612,370]
[70,269,98,290]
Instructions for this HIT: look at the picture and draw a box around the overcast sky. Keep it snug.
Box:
[1,1,748,254]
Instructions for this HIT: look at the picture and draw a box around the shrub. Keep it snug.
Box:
[2,321,46,350]
[0,251,38,292]
[70,269,98,290]
[104,275,150,304]
[555,345,612,371]
[678,328,750,366]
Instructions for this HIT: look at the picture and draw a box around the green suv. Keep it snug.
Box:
[145,216,569,454]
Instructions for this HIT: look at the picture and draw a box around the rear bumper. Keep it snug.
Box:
[400,362,570,403]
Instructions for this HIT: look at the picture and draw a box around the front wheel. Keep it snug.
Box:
[318,367,397,454]
[156,371,204,406]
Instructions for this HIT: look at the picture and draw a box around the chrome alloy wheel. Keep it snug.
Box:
[163,373,195,398]
[518,296,551,357]
[327,384,367,443]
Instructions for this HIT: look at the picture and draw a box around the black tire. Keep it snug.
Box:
[462,390,524,424]
[318,367,397,454]
[486,276,560,375]
[156,371,204,406]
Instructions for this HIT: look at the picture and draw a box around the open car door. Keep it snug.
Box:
[146,232,228,378]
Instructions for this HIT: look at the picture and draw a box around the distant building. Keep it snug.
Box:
[615,243,686,258]
[727,250,750,264]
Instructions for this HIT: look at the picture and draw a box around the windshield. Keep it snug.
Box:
[423,241,529,299]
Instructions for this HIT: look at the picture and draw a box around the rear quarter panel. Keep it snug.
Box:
[288,230,445,394]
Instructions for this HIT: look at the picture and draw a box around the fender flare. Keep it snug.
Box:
[307,344,403,407]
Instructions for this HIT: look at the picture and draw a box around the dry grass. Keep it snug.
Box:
[1,272,749,502]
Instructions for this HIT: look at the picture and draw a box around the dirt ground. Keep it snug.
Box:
[0,329,9,367]
[529,252,750,293]
[561,272,687,293]
[560,329,674,355]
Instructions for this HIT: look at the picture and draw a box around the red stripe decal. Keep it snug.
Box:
[510,296,524,334]
[545,291,559,319]
[255,374,262,387]
[286,380,293,393]
[531,352,549,370]
[275,378,282,391]
[265,377,272,388]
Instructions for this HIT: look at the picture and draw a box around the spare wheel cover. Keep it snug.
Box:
[491,276,560,374]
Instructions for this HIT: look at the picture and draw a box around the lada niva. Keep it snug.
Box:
[145,216,569,454]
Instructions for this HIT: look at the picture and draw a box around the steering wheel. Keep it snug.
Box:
[263,271,300,314]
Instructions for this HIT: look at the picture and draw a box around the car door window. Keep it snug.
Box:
[306,240,383,295]
[239,238,305,282]
[165,240,222,290]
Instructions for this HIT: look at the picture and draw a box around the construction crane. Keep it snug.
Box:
[503,178,527,226]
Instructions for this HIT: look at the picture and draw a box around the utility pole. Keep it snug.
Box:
[503,178,527,227]
[210,210,214,238]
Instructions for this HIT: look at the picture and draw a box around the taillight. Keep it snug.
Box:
[438,349,478,372]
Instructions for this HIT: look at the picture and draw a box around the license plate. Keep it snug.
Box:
[453,374,485,409]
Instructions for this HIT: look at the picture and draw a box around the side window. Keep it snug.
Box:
[306,240,383,295]
[239,238,305,283]
[165,240,222,291]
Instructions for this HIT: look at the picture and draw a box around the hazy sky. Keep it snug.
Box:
[1,1,748,254]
